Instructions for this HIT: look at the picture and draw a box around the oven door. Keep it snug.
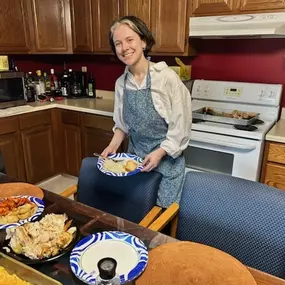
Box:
[185,130,264,181]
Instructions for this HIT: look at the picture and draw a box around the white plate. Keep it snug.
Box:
[97,153,143,177]
[70,231,148,284]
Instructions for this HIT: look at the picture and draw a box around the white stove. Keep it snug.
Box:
[185,80,282,181]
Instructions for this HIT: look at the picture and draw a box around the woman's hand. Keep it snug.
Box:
[142,148,166,172]
[101,144,118,158]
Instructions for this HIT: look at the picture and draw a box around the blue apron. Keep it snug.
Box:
[122,64,185,208]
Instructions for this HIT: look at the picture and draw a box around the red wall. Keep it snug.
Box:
[190,38,285,107]
[12,38,285,106]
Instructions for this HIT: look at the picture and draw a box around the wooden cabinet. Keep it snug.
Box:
[191,0,238,16]
[120,0,151,28]
[71,0,120,53]
[61,110,82,176]
[27,0,72,53]
[92,0,120,53]
[81,113,114,156]
[0,117,26,181]
[240,0,285,12]
[20,111,55,184]
[71,0,93,52]
[151,0,189,54]
[0,0,31,53]
[261,141,285,191]
[21,125,55,184]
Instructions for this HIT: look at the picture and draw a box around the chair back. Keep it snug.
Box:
[77,157,162,224]
[177,172,285,278]
[0,152,5,174]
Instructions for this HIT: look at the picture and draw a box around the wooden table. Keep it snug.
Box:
[0,175,285,285]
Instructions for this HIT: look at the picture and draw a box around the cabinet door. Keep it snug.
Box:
[151,0,188,53]
[71,0,93,52]
[264,162,285,191]
[240,0,285,12]
[92,0,120,53]
[21,125,55,184]
[27,0,72,53]
[119,0,151,28]
[63,124,82,176]
[0,133,26,181]
[192,0,237,16]
[0,0,31,53]
[82,127,113,157]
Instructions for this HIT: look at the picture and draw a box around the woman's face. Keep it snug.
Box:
[112,24,146,66]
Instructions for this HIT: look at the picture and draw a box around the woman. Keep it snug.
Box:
[102,16,192,208]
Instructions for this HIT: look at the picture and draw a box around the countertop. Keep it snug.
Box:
[266,108,285,143]
[0,90,115,118]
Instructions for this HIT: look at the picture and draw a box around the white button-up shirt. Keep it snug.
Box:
[113,61,192,159]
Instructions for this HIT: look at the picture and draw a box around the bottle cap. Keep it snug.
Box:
[97,257,117,280]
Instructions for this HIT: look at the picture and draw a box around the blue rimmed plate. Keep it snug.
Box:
[97,153,143,177]
[70,231,148,285]
[0,196,45,230]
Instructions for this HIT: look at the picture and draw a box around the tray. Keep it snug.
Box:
[0,252,62,284]
[192,107,259,126]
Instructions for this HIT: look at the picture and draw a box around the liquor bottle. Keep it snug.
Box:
[25,72,35,102]
[81,66,87,96]
[71,71,80,97]
[50,69,58,90]
[35,70,45,99]
[88,73,96,98]
[61,69,69,97]
[43,71,51,96]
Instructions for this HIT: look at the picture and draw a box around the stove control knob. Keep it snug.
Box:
[259,90,265,99]
[269,91,276,98]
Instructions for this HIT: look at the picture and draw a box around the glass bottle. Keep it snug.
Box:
[88,73,96,98]
[96,258,120,285]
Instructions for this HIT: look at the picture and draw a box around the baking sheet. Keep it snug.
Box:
[192,107,259,126]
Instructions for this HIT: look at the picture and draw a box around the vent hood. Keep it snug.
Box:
[189,12,285,38]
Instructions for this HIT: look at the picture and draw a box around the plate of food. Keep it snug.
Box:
[3,213,78,264]
[97,153,143,177]
[0,183,44,199]
[0,196,44,230]
[70,231,148,285]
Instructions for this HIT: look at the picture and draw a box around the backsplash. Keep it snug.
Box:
[12,38,285,107]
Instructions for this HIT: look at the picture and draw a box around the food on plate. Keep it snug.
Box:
[5,213,76,260]
[0,266,32,285]
[0,197,37,225]
[104,158,139,173]
[124,160,139,172]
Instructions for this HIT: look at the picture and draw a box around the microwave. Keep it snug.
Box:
[0,71,26,109]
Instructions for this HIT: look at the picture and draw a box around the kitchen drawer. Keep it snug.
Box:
[267,142,285,165]
[264,162,285,191]
[81,113,113,131]
[0,116,18,135]
[61,110,80,126]
[19,110,51,130]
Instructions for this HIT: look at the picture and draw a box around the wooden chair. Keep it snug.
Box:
[60,157,163,227]
[149,171,285,278]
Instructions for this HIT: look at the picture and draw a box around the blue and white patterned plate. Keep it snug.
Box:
[0,196,45,230]
[70,231,148,285]
[97,153,143,177]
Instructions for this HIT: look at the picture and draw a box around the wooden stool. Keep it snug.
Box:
[0,183,44,199]
[137,241,257,285]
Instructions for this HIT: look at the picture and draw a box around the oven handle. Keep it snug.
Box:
[190,136,257,150]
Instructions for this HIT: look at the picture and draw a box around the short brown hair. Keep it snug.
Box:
[109,16,155,56]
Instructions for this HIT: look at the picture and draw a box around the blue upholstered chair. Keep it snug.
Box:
[149,172,285,278]
[61,157,162,225]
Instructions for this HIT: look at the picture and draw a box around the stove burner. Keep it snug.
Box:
[233,125,258,131]
[251,119,264,125]
[193,118,205,123]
